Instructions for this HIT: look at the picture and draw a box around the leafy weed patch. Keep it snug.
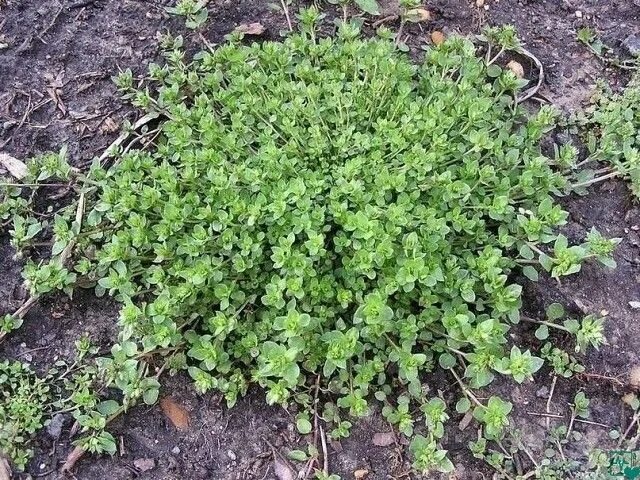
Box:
[0,11,627,476]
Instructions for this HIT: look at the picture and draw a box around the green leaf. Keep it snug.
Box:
[522,266,539,281]
[287,449,308,462]
[438,352,456,370]
[296,417,312,435]
[143,387,159,405]
[486,64,502,78]
[354,0,380,15]
[97,400,120,416]
[546,303,565,321]
[455,397,471,414]
[519,244,534,260]
[535,324,549,340]
[563,318,580,334]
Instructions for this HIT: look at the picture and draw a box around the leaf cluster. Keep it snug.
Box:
[576,73,640,198]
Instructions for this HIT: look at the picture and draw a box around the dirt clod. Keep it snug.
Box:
[273,457,295,480]
[0,456,10,480]
[354,468,369,479]
[0,152,27,179]
[133,458,156,472]
[372,432,395,447]
[406,8,431,22]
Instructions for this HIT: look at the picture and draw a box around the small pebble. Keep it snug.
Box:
[575,10,583,18]
[171,446,181,454]
[536,386,550,398]
[46,414,65,439]
[227,450,237,461]
[622,34,640,57]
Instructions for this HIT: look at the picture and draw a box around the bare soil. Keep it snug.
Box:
[1,0,639,479]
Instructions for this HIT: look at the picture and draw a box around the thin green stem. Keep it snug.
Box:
[450,368,484,409]
[520,316,570,333]
[572,171,619,189]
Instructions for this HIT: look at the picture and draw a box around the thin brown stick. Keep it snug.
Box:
[262,437,297,475]
[305,375,322,478]
[576,372,625,387]
[60,445,85,473]
[372,14,399,28]
[280,0,292,31]
[450,368,484,408]
[319,425,329,475]
[546,376,557,429]
[574,418,610,429]
[37,5,64,43]
[619,409,640,448]
[566,411,577,441]
[516,47,544,104]
[526,411,563,419]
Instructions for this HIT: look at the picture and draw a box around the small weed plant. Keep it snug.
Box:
[0,12,621,474]
[573,72,640,199]
[0,338,112,470]
[0,361,49,470]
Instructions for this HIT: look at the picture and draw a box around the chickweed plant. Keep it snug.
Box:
[573,73,640,198]
[0,361,49,470]
[0,11,621,474]
[165,0,208,29]
[0,338,114,471]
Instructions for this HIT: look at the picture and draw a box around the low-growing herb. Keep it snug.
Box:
[0,16,623,474]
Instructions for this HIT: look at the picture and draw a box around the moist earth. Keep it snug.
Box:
[1,0,639,479]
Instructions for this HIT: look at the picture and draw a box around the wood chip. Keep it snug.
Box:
[60,445,85,473]
[372,432,395,447]
[0,152,27,180]
[431,31,445,46]
[354,469,369,479]
[160,397,190,430]
[458,411,473,431]
[235,22,265,35]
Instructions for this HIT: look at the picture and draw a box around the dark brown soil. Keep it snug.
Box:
[1,0,639,479]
